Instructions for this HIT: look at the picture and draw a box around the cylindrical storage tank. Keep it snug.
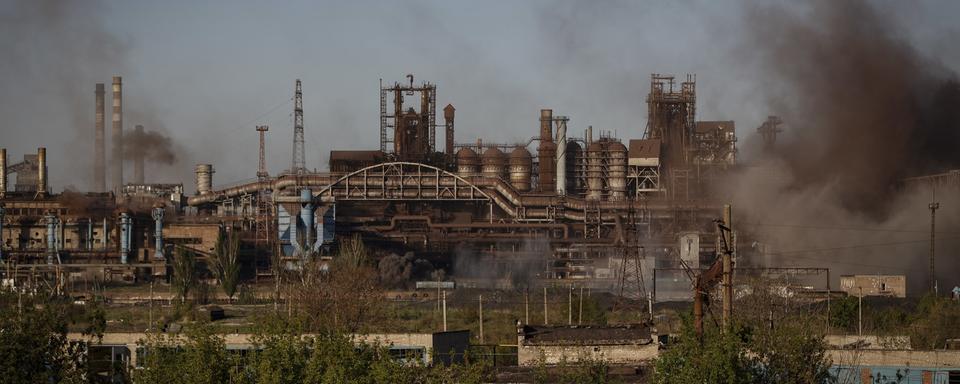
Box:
[586,142,604,201]
[538,141,556,193]
[37,147,47,195]
[195,164,214,195]
[565,141,581,194]
[456,147,480,178]
[482,147,507,181]
[509,146,533,192]
[607,141,627,201]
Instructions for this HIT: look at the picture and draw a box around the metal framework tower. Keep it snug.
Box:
[292,79,306,174]
[757,115,783,150]
[616,245,647,302]
[256,125,274,279]
[379,74,437,161]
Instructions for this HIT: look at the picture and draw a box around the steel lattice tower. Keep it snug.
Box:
[292,79,305,174]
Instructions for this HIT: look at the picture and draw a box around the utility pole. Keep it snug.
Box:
[720,204,734,331]
[568,285,573,325]
[929,201,940,294]
[578,286,583,325]
[478,295,484,344]
[442,290,447,332]
[543,286,548,325]
[524,288,529,324]
[858,286,863,337]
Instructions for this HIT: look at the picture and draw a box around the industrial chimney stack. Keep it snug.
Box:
[133,125,145,184]
[111,76,123,191]
[0,148,6,198]
[95,83,106,192]
[37,147,47,196]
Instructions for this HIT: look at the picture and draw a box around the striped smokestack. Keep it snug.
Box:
[133,125,144,183]
[95,83,106,192]
[111,76,123,191]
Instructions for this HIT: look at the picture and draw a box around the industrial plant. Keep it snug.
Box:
[0,72,757,301]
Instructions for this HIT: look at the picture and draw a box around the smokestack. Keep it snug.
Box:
[95,83,106,192]
[37,147,47,196]
[444,104,456,156]
[111,76,123,191]
[556,119,567,196]
[0,148,6,198]
[538,109,556,192]
[133,125,145,184]
[195,164,214,195]
[540,109,553,143]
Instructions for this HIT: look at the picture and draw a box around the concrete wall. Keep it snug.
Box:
[829,349,960,384]
[840,275,906,298]
[518,343,658,366]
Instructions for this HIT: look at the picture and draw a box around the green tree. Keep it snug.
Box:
[654,314,832,384]
[212,230,242,301]
[0,290,90,384]
[133,324,235,384]
[172,246,197,303]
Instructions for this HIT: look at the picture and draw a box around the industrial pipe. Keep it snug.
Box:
[556,120,567,196]
[299,188,314,254]
[119,212,131,264]
[45,212,57,264]
[152,206,165,260]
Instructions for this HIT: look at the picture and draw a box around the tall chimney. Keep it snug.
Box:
[95,83,106,192]
[37,147,47,196]
[537,109,556,193]
[444,104,456,156]
[133,125,145,184]
[111,76,123,191]
[0,148,6,198]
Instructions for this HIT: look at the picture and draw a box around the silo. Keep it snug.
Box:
[586,142,604,201]
[482,147,507,181]
[509,146,533,192]
[607,141,627,201]
[195,164,214,195]
[456,147,480,178]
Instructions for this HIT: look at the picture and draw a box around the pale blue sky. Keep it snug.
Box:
[1,0,958,190]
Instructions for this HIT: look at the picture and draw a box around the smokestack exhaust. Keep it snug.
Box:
[133,125,145,184]
[95,83,106,192]
[37,147,47,197]
[111,76,123,191]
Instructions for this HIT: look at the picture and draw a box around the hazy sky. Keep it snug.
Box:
[1,0,958,191]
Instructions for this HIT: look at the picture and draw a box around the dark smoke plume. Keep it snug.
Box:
[728,1,960,293]
[122,129,176,165]
[747,0,960,216]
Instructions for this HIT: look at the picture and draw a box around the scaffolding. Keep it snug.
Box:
[379,74,437,161]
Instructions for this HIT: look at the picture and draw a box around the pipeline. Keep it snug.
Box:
[152,206,165,259]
